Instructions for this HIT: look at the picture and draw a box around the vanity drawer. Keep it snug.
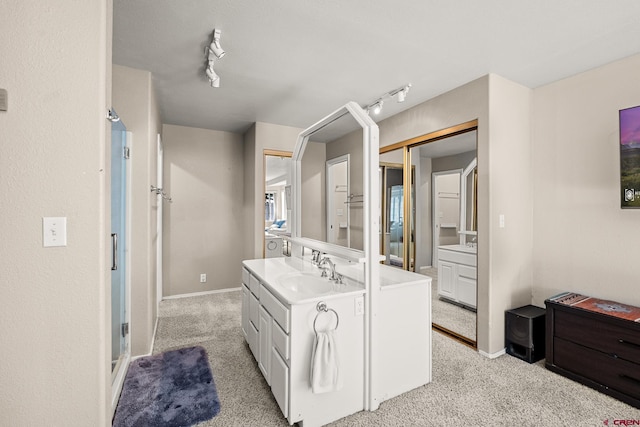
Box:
[438,249,476,266]
[249,292,260,329]
[272,321,290,361]
[458,264,476,280]
[555,309,640,364]
[242,268,250,286]
[249,273,261,296]
[260,284,290,333]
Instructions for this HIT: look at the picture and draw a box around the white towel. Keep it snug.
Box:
[309,330,342,393]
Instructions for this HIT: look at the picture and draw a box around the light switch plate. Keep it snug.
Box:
[43,217,67,247]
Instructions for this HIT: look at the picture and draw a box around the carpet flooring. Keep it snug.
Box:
[153,290,640,426]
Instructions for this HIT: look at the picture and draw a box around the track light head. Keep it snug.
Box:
[208,28,225,59]
[373,100,383,115]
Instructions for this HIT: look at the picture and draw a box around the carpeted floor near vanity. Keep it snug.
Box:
[153,290,640,427]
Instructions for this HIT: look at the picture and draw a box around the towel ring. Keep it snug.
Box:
[313,301,339,333]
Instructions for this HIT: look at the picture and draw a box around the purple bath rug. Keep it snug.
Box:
[113,346,220,427]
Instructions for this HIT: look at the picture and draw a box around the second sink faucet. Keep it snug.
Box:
[319,257,338,282]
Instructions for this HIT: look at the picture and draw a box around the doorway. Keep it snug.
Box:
[263,150,292,258]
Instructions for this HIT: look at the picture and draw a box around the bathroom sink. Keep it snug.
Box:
[276,272,333,296]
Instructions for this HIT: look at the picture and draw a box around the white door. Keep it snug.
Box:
[432,170,461,265]
[326,155,350,246]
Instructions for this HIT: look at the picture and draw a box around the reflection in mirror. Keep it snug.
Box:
[379,149,408,268]
[264,152,292,258]
[300,113,364,250]
[409,129,478,345]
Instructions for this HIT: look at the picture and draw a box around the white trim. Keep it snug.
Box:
[148,316,159,355]
[162,287,242,300]
[478,348,506,359]
[110,353,130,412]
[156,134,163,309]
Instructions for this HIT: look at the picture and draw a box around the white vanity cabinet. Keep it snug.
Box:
[241,260,365,427]
[437,245,477,309]
[242,267,291,414]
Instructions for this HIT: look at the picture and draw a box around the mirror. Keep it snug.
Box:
[409,129,477,344]
[299,112,364,250]
[379,149,411,268]
[264,151,292,258]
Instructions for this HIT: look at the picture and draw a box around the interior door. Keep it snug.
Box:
[326,155,349,247]
[111,117,128,373]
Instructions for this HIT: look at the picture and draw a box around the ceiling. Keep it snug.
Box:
[113,1,640,140]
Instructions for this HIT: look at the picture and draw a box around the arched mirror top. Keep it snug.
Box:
[291,102,379,263]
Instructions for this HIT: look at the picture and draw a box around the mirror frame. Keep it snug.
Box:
[291,102,379,263]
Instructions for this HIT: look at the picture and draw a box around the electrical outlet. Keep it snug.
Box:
[355,296,364,316]
[200,273,207,283]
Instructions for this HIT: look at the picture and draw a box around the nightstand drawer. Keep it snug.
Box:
[555,310,640,364]
[554,337,640,400]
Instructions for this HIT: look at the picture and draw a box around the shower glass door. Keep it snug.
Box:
[111,117,128,374]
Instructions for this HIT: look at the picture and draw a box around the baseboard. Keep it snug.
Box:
[162,287,241,300]
[148,316,159,354]
[478,347,506,359]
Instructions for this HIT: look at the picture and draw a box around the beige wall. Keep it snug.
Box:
[112,64,161,356]
[486,75,533,353]
[243,124,257,260]
[532,53,640,308]
[245,122,302,260]
[378,75,534,354]
[0,1,111,425]
[162,124,244,295]
[300,141,328,241]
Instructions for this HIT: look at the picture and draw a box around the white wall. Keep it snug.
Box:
[0,1,111,425]
[532,53,640,308]
[112,64,161,356]
[162,124,244,295]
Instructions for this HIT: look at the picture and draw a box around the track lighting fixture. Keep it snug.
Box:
[364,83,412,116]
[204,28,225,88]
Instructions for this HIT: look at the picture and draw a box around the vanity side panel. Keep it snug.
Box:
[288,296,365,426]
[376,279,432,403]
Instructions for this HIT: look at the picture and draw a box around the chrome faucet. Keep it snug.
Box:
[319,257,343,283]
[311,250,321,266]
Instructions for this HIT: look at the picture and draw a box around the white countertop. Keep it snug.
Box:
[242,257,364,305]
[438,244,477,254]
[242,256,431,304]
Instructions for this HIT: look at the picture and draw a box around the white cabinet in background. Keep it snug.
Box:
[437,246,477,309]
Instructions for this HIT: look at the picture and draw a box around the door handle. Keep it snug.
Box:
[111,233,118,271]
